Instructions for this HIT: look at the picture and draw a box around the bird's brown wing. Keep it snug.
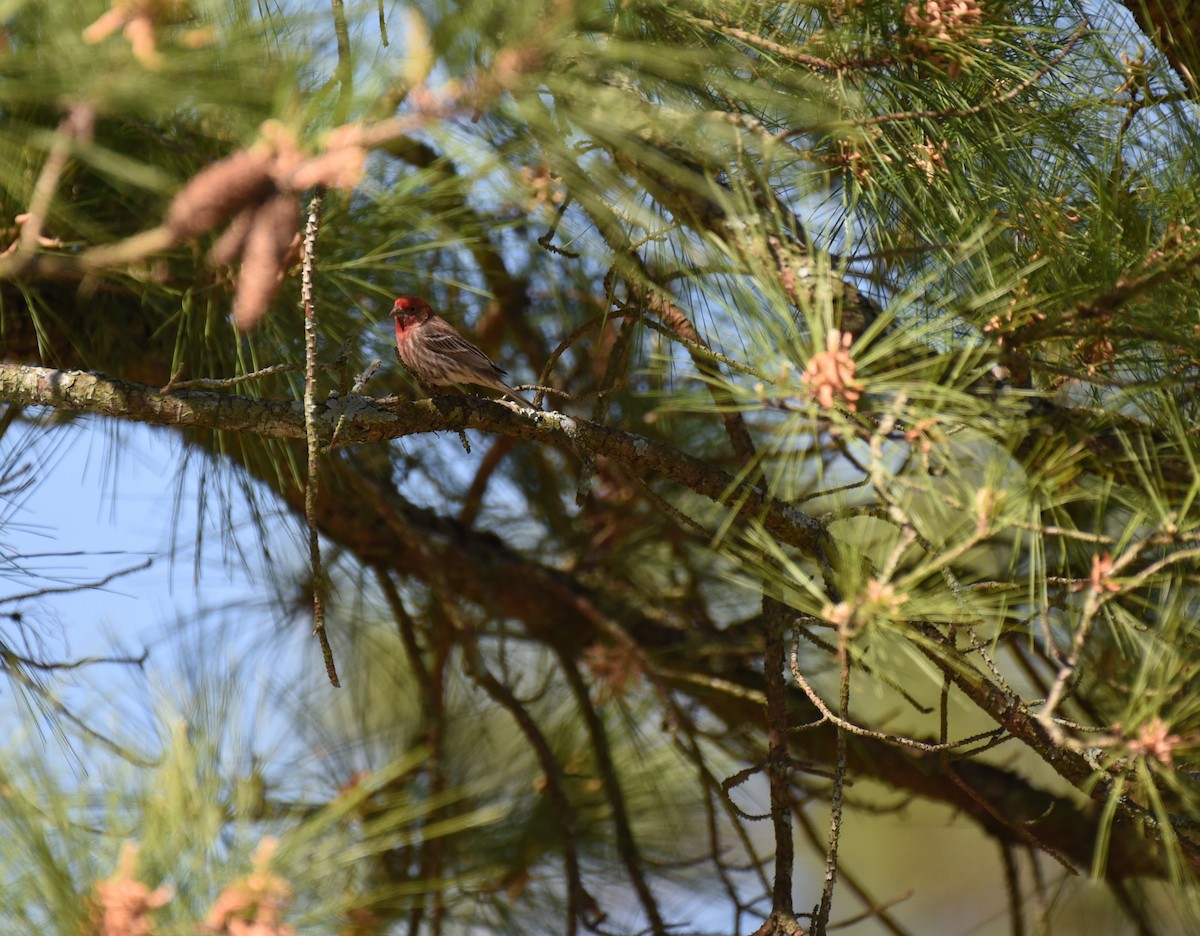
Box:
[422,329,508,379]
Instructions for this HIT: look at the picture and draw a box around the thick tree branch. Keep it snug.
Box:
[0,363,828,557]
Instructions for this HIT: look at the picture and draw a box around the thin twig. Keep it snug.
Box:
[673,715,771,921]
[457,436,517,528]
[789,636,976,753]
[374,567,432,693]
[762,599,798,926]
[0,645,147,672]
[556,648,668,935]
[814,625,850,935]
[682,15,838,71]
[943,754,1080,875]
[330,0,353,121]
[2,656,156,767]
[301,188,339,688]
[795,620,933,714]
[1039,540,1151,738]
[0,558,153,605]
[326,358,382,451]
[0,105,94,275]
[537,196,580,258]
[722,762,774,822]
[1000,843,1026,936]
[794,805,916,936]
[535,309,768,409]
[629,474,714,537]
[162,361,316,393]
[461,631,590,935]
[423,602,454,936]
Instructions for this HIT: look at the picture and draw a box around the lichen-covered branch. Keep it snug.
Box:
[0,362,828,556]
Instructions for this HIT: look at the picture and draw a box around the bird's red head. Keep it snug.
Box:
[393,295,433,321]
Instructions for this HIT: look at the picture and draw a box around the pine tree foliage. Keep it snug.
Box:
[2,0,1200,933]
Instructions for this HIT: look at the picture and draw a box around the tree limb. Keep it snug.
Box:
[0,362,829,556]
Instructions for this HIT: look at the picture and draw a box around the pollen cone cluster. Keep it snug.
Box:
[164,121,365,329]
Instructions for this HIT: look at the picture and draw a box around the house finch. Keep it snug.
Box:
[391,295,532,406]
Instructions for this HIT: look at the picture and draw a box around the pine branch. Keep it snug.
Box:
[0,362,829,556]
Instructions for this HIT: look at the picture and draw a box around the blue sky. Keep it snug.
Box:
[0,415,315,774]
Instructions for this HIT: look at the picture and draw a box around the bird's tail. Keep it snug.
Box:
[500,382,536,408]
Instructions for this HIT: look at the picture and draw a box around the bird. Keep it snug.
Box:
[391,295,533,406]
